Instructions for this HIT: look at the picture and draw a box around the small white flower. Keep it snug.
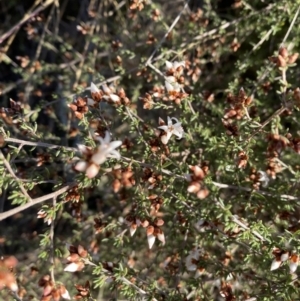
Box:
[85,163,100,179]
[165,75,176,83]
[185,248,201,271]
[75,131,122,178]
[92,131,122,165]
[124,218,137,236]
[257,171,270,187]
[165,61,173,70]
[158,117,184,144]
[74,161,88,172]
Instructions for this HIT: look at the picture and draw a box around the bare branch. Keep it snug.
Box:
[0,183,75,222]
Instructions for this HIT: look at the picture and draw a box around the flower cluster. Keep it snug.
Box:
[74,281,90,300]
[236,150,248,169]
[248,169,270,190]
[164,61,185,93]
[65,185,80,203]
[111,166,136,193]
[38,275,70,301]
[148,194,164,213]
[0,98,24,127]
[75,131,122,178]
[68,96,89,119]
[185,247,205,278]
[141,60,188,108]
[269,46,298,68]
[93,217,107,234]
[125,215,165,249]
[141,167,163,189]
[186,164,209,199]
[64,245,88,272]
[89,82,130,106]
[129,0,146,12]
[222,88,253,137]
[37,208,53,226]
[223,88,253,121]
[270,248,299,273]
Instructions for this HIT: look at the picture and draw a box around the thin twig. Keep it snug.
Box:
[0,183,75,222]
[0,0,55,44]
[212,181,299,201]
[145,1,189,66]
[230,215,266,242]
[250,28,273,54]
[180,3,275,51]
[0,150,32,201]
[4,137,77,152]
[250,4,300,98]
[84,259,157,300]
[280,5,300,47]
[0,0,42,62]
[24,1,56,102]
[50,196,57,283]
[244,106,286,143]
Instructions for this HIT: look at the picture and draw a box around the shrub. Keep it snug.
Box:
[1,1,300,300]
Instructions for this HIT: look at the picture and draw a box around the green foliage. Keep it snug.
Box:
[2,0,300,301]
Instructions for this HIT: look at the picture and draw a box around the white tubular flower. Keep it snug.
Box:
[147,234,156,249]
[270,259,281,271]
[289,254,299,273]
[90,82,100,94]
[158,117,184,145]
